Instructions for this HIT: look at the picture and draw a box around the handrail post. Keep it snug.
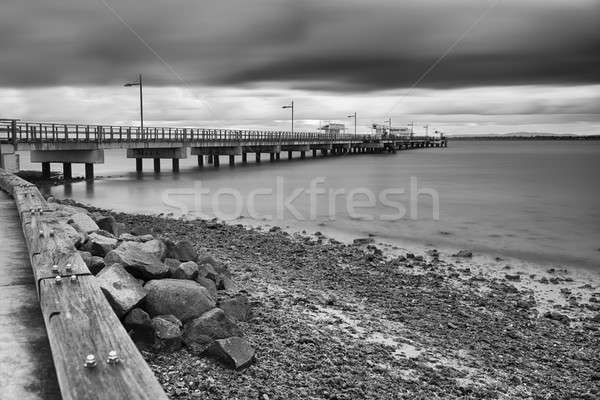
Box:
[10,120,17,145]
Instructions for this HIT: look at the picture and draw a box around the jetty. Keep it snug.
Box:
[0,119,447,177]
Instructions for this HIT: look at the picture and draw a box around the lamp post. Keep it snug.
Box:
[282,101,294,135]
[124,74,144,135]
[347,112,357,141]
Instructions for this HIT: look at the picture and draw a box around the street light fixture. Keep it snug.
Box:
[347,112,357,141]
[282,101,294,135]
[124,73,144,134]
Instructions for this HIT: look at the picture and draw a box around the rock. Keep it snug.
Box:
[151,315,183,351]
[208,337,255,369]
[144,279,215,321]
[105,241,169,280]
[353,238,375,245]
[505,274,521,281]
[182,308,242,353]
[68,213,99,234]
[96,264,147,317]
[62,222,86,247]
[164,239,198,262]
[218,295,250,321]
[592,313,600,323]
[89,256,105,275]
[219,276,238,292]
[131,225,151,236]
[178,240,198,262]
[119,233,154,242]
[164,258,182,274]
[452,250,473,258]
[79,251,93,268]
[141,239,167,260]
[171,261,198,280]
[124,308,154,345]
[543,311,570,325]
[195,277,217,299]
[95,215,120,235]
[88,232,118,257]
[197,262,219,282]
[539,277,549,284]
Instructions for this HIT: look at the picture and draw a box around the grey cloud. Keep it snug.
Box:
[0,0,598,90]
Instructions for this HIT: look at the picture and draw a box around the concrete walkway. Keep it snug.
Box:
[0,191,60,399]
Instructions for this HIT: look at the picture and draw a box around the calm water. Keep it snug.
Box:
[22,141,600,269]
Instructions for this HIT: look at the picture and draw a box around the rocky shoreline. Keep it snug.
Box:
[50,198,600,398]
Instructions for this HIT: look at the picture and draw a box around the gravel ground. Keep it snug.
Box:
[81,210,599,400]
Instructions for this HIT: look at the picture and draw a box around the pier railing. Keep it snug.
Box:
[0,119,358,144]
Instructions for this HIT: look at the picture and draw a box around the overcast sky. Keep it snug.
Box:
[1,0,598,135]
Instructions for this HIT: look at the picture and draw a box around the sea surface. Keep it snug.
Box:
[20,140,600,270]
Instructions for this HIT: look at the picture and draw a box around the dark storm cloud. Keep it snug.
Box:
[0,0,598,90]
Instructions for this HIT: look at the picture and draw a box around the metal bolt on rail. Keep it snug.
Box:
[70,274,77,283]
[51,264,59,274]
[65,263,72,273]
[84,354,97,368]
[107,350,120,365]
[55,275,62,285]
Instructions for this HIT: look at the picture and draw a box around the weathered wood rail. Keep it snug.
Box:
[0,168,168,400]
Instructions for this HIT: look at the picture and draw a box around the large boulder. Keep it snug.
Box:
[96,264,147,317]
[208,337,255,369]
[144,279,215,321]
[105,241,169,280]
[164,239,198,262]
[95,215,120,235]
[131,225,152,236]
[218,295,251,321]
[197,262,219,282]
[61,222,86,247]
[69,213,99,234]
[196,277,217,299]
[89,256,105,275]
[182,308,242,353]
[151,315,183,351]
[171,261,198,280]
[88,232,118,257]
[124,308,154,345]
[119,233,154,243]
[141,239,167,260]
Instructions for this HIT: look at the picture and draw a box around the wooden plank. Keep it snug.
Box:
[0,168,169,400]
[40,276,168,400]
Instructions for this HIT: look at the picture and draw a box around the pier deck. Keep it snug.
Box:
[0,190,60,400]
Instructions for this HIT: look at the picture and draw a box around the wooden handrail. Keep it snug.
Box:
[0,169,169,400]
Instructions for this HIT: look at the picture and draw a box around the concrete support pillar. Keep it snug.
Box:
[242,153,247,163]
[197,155,204,167]
[300,151,306,159]
[172,158,180,173]
[42,162,51,179]
[63,163,72,181]
[276,152,280,160]
[214,155,220,167]
[270,153,275,162]
[85,163,94,181]
[255,152,261,163]
[153,158,161,173]
[208,154,213,164]
[229,155,235,166]
[312,149,317,157]
[136,158,143,172]
[288,151,292,159]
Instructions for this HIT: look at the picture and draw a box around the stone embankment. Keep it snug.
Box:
[60,199,255,369]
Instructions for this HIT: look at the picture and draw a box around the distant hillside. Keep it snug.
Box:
[448,133,600,141]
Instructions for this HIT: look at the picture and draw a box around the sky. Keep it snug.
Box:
[0,0,599,135]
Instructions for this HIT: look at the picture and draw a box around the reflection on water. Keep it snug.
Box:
[35,141,600,270]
